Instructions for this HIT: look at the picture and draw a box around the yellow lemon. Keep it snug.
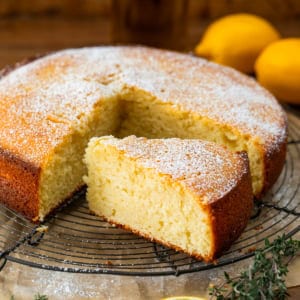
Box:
[194,13,280,74]
[255,38,300,104]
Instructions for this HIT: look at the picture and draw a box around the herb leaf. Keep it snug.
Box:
[34,294,48,300]
[209,234,300,299]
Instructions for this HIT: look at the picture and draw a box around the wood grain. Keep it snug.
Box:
[0,15,299,68]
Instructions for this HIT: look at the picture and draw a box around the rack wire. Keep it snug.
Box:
[0,108,299,276]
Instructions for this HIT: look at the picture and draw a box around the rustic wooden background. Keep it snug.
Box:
[0,0,300,18]
[0,0,299,68]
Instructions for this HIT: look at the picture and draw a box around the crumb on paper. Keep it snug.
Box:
[32,216,39,222]
[246,247,256,254]
[212,259,218,265]
[255,225,263,230]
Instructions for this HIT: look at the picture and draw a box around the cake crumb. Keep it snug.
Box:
[255,225,263,230]
[36,225,49,233]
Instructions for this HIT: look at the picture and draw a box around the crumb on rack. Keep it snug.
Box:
[36,225,49,233]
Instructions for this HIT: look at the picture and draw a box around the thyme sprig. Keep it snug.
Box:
[209,234,300,300]
[34,294,48,300]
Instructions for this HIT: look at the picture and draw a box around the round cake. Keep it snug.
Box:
[0,46,287,221]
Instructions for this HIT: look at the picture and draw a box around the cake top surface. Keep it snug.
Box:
[0,46,287,163]
[95,135,249,203]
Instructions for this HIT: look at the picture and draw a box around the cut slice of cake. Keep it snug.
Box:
[84,136,253,261]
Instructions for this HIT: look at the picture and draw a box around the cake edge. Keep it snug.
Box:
[208,151,253,258]
[260,134,287,197]
[0,146,40,221]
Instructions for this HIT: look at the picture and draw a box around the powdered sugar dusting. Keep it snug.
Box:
[0,46,287,164]
[119,47,287,151]
[98,136,248,202]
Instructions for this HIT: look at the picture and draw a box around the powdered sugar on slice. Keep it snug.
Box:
[97,136,248,202]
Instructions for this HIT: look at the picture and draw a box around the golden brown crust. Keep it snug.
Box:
[0,147,40,221]
[207,152,253,258]
[0,57,44,222]
[261,138,287,197]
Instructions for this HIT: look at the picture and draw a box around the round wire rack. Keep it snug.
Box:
[0,107,299,276]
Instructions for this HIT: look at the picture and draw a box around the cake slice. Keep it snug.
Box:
[84,136,253,261]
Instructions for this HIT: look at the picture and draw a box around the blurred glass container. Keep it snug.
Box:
[111,0,189,50]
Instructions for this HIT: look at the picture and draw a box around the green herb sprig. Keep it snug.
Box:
[34,294,48,300]
[209,234,300,300]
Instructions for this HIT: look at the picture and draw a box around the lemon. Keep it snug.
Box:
[194,13,280,74]
[255,38,300,104]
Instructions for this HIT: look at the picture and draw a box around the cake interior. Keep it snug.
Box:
[85,140,213,259]
[38,97,122,219]
[119,89,263,195]
[38,88,263,220]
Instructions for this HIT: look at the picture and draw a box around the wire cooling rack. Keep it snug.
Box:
[0,108,299,276]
